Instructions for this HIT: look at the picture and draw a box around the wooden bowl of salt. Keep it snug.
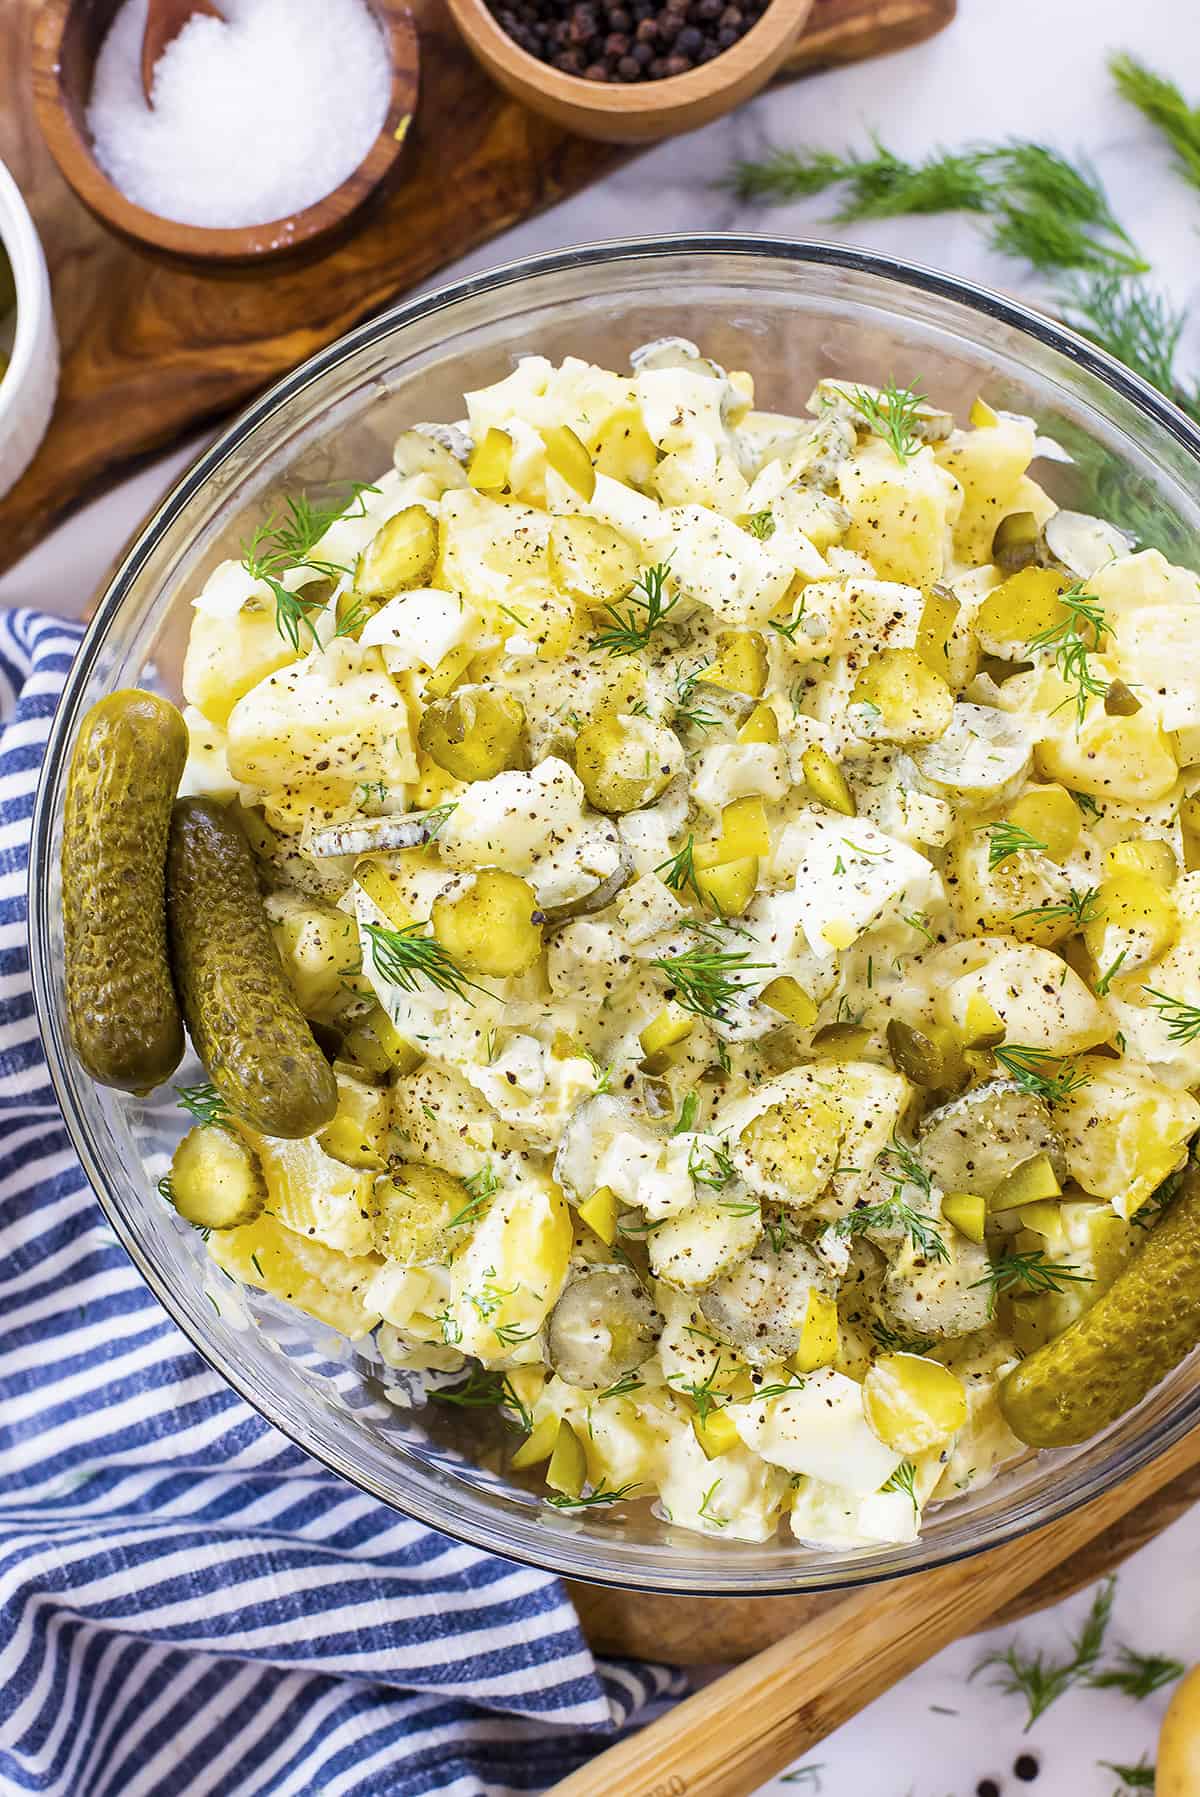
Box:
[31,0,420,264]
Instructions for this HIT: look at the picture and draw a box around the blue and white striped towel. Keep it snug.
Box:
[0,611,686,1797]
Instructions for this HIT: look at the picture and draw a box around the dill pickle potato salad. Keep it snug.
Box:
[61,338,1200,1552]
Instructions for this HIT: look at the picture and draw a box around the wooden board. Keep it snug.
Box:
[571,1453,1200,1666]
[0,0,955,573]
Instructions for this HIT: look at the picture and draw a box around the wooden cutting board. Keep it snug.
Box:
[570,1452,1200,1663]
[0,0,955,574]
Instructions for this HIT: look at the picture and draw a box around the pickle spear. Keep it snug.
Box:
[167,797,337,1138]
[1000,1164,1200,1447]
[63,689,187,1092]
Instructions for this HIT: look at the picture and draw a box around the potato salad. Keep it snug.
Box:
[171,341,1200,1548]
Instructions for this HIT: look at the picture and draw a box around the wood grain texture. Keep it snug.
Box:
[549,1427,1200,1797]
[0,0,956,573]
[569,1454,1200,1664]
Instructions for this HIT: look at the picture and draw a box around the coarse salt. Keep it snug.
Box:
[87,0,392,230]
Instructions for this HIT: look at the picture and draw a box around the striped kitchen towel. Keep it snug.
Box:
[0,610,686,1797]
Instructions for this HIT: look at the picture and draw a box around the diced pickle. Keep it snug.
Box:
[760,976,818,1030]
[991,510,1041,574]
[541,424,596,499]
[549,517,639,604]
[695,854,758,916]
[431,869,543,977]
[1104,679,1141,717]
[546,1418,587,1497]
[373,1160,465,1260]
[1005,785,1081,863]
[511,1413,559,1470]
[719,797,771,859]
[792,1288,839,1373]
[915,585,961,678]
[639,1004,695,1060]
[738,702,780,744]
[988,1151,1062,1212]
[546,1266,661,1389]
[704,631,769,698]
[809,1022,873,1061]
[467,427,512,492]
[692,1407,741,1460]
[167,1125,266,1231]
[851,648,954,745]
[863,1353,968,1454]
[418,686,527,782]
[574,715,682,814]
[342,1004,424,1077]
[941,1191,986,1244]
[354,506,437,599]
[801,744,856,816]
[577,1185,619,1245]
[886,1019,962,1089]
[961,993,1006,1048]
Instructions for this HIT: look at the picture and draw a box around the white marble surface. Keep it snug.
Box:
[4,0,1200,1789]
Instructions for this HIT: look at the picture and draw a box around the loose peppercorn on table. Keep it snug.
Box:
[67,340,1200,1553]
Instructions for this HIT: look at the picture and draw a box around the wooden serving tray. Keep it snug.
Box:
[0,0,955,573]
[570,1453,1200,1663]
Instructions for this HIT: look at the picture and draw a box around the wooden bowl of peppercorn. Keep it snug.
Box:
[445,0,811,143]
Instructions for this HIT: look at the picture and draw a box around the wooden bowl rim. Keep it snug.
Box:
[30,0,419,263]
[444,0,809,119]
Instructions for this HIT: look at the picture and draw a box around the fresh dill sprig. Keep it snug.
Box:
[546,1480,641,1510]
[673,1090,701,1135]
[673,661,720,732]
[1062,276,1200,424]
[768,599,808,643]
[176,1081,229,1128]
[1143,987,1200,1043]
[431,1367,533,1434]
[973,1578,1115,1729]
[881,1459,919,1518]
[596,1371,645,1402]
[972,1249,1092,1316]
[689,1138,737,1190]
[1091,1645,1185,1699]
[1013,886,1102,929]
[780,1765,826,1790]
[699,1478,729,1527]
[591,561,678,657]
[156,1174,175,1205]
[650,929,771,1022]
[746,509,776,539]
[844,380,926,464]
[1072,789,1104,821]
[1099,1757,1155,1793]
[835,1194,948,1264]
[655,834,705,903]
[1111,53,1200,192]
[993,1043,1092,1104]
[445,1163,501,1229]
[363,921,484,1004]
[1027,583,1113,731]
[669,1360,730,1424]
[1095,951,1128,998]
[724,138,1145,275]
[982,818,1049,870]
[242,482,377,651]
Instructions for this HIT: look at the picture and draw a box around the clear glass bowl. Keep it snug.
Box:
[30,237,1200,1596]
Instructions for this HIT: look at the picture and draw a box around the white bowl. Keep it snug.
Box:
[0,158,58,500]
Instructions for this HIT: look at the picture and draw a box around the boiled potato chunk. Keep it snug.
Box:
[1054,1057,1200,1220]
[574,714,684,814]
[1008,1199,1135,1352]
[838,441,959,587]
[318,1072,391,1171]
[431,869,543,976]
[354,506,437,599]
[1082,871,1178,988]
[448,1177,572,1362]
[183,601,298,728]
[209,1214,381,1338]
[549,516,638,604]
[418,686,527,782]
[227,651,415,792]
[930,938,1111,1055]
[936,412,1036,567]
[851,648,954,745]
[863,1353,968,1454]
[1033,694,1177,804]
[249,1131,377,1256]
[270,897,361,1021]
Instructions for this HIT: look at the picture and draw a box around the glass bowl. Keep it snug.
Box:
[30,236,1200,1596]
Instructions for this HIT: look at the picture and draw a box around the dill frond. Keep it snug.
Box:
[1111,53,1200,192]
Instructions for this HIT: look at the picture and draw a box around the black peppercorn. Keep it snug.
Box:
[484,0,770,81]
[631,38,654,62]
[1013,1755,1039,1783]
[977,1782,1001,1797]
[616,52,641,76]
